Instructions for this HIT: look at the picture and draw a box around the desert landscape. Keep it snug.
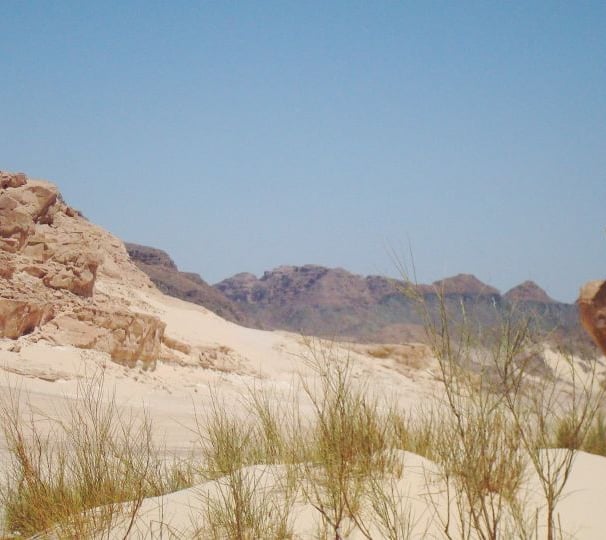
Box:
[2,3,605,538]
[1,172,605,539]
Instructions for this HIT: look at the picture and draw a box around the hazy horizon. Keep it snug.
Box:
[2,2,605,303]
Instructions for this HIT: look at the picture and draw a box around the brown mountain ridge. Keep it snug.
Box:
[126,243,586,347]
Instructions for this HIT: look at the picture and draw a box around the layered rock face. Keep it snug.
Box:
[0,170,165,366]
[45,308,165,367]
[579,280,606,355]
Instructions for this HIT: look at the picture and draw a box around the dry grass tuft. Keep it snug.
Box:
[0,370,192,538]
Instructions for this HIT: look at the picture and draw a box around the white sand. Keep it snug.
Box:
[1,282,605,538]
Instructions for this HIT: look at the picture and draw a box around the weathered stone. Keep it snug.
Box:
[42,256,99,297]
[0,171,27,189]
[48,307,166,367]
[0,201,33,252]
[163,334,192,355]
[579,280,606,355]
[14,183,58,224]
[0,254,15,279]
[0,181,58,252]
[0,298,54,339]
[22,265,47,278]
[0,170,165,366]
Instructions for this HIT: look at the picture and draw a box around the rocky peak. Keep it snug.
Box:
[504,281,555,304]
[125,243,178,270]
[431,274,500,297]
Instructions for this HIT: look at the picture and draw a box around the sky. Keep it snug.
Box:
[1,1,605,302]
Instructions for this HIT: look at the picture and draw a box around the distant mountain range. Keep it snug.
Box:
[127,243,590,348]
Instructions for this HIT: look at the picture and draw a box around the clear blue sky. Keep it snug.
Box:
[1,1,605,302]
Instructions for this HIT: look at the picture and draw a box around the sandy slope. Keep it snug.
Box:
[1,280,606,539]
[103,450,606,540]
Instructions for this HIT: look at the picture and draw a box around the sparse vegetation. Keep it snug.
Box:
[0,371,193,538]
[193,389,295,539]
[1,291,603,538]
[399,265,605,540]
[580,412,606,456]
[295,341,398,539]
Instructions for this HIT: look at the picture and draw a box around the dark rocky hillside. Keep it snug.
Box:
[125,243,249,325]
[126,243,590,349]
[216,266,589,348]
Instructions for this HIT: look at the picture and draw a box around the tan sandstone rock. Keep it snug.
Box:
[579,280,606,355]
[0,298,54,339]
[0,171,27,189]
[0,179,58,252]
[0,170,165,365]
[47,307,166,367]
[163,334,192,355]
[0,253,15,279]
[42,256,99,297]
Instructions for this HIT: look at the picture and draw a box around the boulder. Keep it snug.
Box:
[48,307,166,367]
[163,334,192,355]
[0,181,58,252]
[42,255,99,297]
[0,298,54,339]
[579,280,606,355]
[0,171,27,189]
[0,170,169,367]
[0,196,33,252]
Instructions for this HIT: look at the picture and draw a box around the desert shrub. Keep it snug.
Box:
[582,412,606,456]
[198,465,294,540]
[194,390,294,539]
[397,264,605,540]
[294,340,400,539]
[0,371,191,538]
[555,410,606,456]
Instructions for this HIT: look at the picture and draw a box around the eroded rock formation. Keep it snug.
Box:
[0,298,54,339]
[579,280,606,355]
[0,171,27,189]
[0,170,165,366]
[46,308,166,366]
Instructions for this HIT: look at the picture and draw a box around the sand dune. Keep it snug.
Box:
[2,282,606,538]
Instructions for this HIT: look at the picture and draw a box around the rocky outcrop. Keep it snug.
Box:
[504,281,555,304]
[213,267,506,340]
[579,281,606,355]
[45,308,166,367]
[41,253,100,297]
[0,298,54,339]
[126,243,178,270]
[0,170,164,366]
[0,253,15,279]
[0,181,57,252]
[126,242,248,325]
[0,171,27,189]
